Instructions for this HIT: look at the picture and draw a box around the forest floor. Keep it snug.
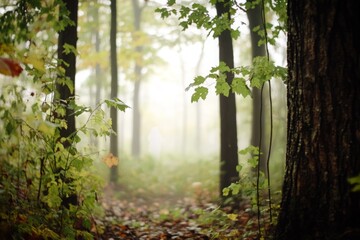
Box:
[95,184,272,240]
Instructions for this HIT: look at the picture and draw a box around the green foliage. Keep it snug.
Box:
[348,175,360,192]
[156,1,287,102]
[194,207,239,239]
[156,1,240,39]
[222,146,267,207]
[0,1,127,238]
[187,57,287,102]
[104,97,130,112]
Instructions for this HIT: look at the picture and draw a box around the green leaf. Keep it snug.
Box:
[194,75,206,85]
[231,77,250,97]
[63,43,78,56]
[211,61,230,73]
[248,156,258,168]
[230,29,240,39]
[5,122,14,135]
[155,8,171,19]
[191,86,208,102]
[179,21,189,30]
[222,187,230,196]
[167,0,176,6]
[105,98,129,112]
[215,78,230,97]
[227,182,240,195]
[239,145,260,155]
[250,56,275,88]
[236,164,243,173]
[348,175,360,192]
[43,184,62,208]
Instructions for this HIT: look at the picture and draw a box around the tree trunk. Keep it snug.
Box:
[275,1,360,239]
[94,1,102,111]
[216,0,239,198]
[131,0,142,158]
[247,1,268,175]
[56,0,78,208]
[90,1,101,149]
[56,0,78,147]
[109,0,119,183]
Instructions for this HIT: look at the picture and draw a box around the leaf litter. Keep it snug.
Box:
[96,184,267,240]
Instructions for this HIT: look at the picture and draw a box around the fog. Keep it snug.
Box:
[73,0,287,189]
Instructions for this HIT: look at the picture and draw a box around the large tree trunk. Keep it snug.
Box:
[247,0,268,175]
[216,0,239,198]
[275,1,360,239]
[56,0,78,147]
[109,0,119,183]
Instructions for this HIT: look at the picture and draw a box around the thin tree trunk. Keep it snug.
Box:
[109,0,119,183]
[131,0,143,158]
[247,1,268,174]
[216,0,239,199]
[94,1,102,109]
[56,0,78,148]
[275,1,360,239]
[56,0,78,207]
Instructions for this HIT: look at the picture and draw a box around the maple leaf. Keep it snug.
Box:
[0,57,23,77]
[102,153,119,168]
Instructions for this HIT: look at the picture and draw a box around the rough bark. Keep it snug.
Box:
[216,0,239,198]
[275,1,360,239]
[109,0,119,183]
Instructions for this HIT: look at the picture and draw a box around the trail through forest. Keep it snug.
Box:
[98,185,264,240]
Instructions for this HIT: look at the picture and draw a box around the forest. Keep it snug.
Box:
[0,0,359,239]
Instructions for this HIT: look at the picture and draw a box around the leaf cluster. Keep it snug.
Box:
[187,56,287,102]
[156,0,240,39]
[222,146,268,208]
[0,2,128,239]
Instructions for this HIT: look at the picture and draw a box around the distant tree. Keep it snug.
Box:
[247,0,268,174]
[56,0,78,148]
[93,1,102,108]
[109,0,119,183]
[216,0,239,198]
[131,0,143,158]
[275,1,360,239]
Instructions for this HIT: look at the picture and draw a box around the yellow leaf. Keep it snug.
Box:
[102,153,119,168]
[23,54,45,72]
[227,213,238,221]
